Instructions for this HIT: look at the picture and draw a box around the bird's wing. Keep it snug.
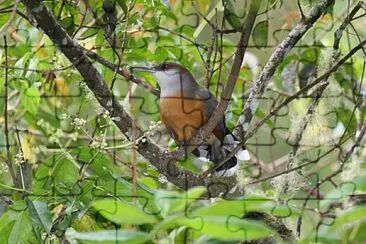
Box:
[196,87,226,142]
[197,87,250,162]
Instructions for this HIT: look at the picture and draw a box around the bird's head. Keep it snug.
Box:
[130,62,197,92]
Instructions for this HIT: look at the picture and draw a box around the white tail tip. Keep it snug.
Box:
[237,149,250,161]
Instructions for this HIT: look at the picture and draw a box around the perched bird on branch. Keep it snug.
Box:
[131,62,249,174]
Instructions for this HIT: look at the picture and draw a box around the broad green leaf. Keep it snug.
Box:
[14,52,33,78]
[8,208,34,244]
[21,85,40,115]
[8,44,32,58]
[93,199,157,224]
[170,216,273,241]
[252,20,268,49]
[140,177,159,190]
[299,232,340,244]
[0,221,15,243]
[331,206,366,230]
[155,186,206,217]
[156,5,178,22]
[73,147,120,178]
[0,212,14,243]
[299,48,319,63]
[53,157,80,187]
[60,16,75,34]
[223,0,246,29]
[66,228,149,244]
[26,199,53,233]
[0,13,11,27]
[193,197,301,217]
[0,201,38,244]
[33,155,80,195]
[224,10,242,30]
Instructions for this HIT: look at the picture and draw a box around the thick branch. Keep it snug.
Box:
[21,0,192,190]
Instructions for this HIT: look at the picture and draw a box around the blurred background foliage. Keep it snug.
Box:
[0,0,365,243]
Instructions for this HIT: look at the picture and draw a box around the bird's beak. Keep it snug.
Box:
[129,66,156,73]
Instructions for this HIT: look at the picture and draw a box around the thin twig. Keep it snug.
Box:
[83,48,160,97]
[3,36,17,187]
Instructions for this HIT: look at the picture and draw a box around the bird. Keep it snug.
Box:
[130,62,249,173]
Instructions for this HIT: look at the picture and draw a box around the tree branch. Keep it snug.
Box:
[3,37,18,187]
[84,48,160,97]
[21,0,174,185]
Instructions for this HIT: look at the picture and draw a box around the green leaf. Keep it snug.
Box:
[8,44,32,59]
[252,20,268,49]
[66,228,149,244]
[0,13,11,27]
[140,177,159,190]
[331,206,366,230]
[223,0,246,29]
[21,85,40,115]
[0,213,14,243]
[170,216,273,241]
[9,209,33,244]
[14,52,33,78]
[93,199,157,225]
[155,186,206,217]
[193,197,301,217]
[74,147,120,178]
[60,16,75,34]
[157,5,178,22]
[255,108,273,128]
[0,201,38,244]
[53,157,80,187]
[224,10,242,30]
[26,199,53,234]
[299,48,319,63]
[33,155,80,195]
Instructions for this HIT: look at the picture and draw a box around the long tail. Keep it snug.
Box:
[223,129,251,162]
[192,130,250,172]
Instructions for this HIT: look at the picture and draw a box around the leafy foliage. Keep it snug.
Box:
[0,0,365,243]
